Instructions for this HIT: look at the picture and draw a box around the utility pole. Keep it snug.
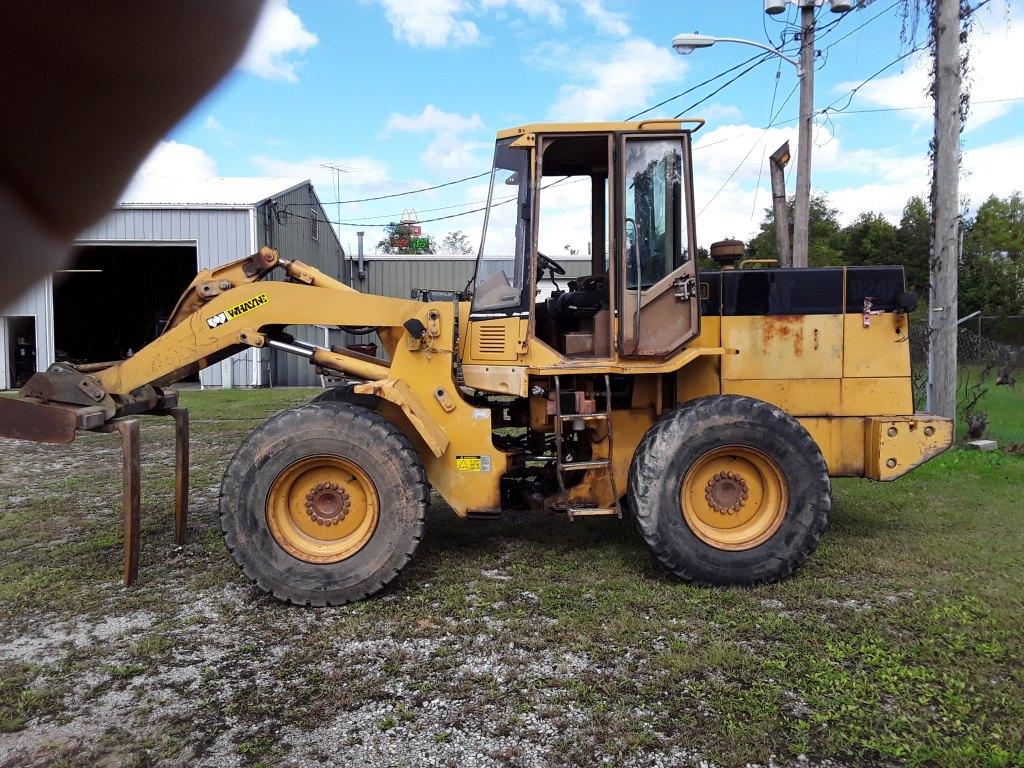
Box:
[792,0,816,269]
[927,0,960,419]
[769,142,792,266]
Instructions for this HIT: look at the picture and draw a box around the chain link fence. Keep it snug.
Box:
[909,315,1023,410]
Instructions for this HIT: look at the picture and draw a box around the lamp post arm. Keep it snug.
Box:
[712,37,803,74]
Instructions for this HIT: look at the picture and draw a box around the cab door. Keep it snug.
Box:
[617,133,699,357]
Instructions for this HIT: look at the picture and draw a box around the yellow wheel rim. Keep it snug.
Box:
[680,445,788,551]
[266,455,379,564]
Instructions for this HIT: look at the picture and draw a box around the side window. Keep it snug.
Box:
[623,139,685,290]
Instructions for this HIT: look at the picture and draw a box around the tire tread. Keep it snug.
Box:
[628,395,830,585]
[219,401,428,606]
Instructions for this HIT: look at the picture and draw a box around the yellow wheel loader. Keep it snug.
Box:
[0,120,953,605]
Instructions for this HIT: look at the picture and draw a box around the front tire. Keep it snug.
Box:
[220,401,428,606]
[629,396,829,585]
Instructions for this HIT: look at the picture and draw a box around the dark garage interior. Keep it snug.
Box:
[7,316,37,388]
[54,245,198,366]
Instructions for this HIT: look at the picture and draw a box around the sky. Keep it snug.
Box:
[130,0,1024,256]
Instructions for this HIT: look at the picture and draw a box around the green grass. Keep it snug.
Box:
[174,386,321,420]
[957,366,1024,445]
[0,382,1022,767]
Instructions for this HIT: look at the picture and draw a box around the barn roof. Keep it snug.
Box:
[118,176,309,208]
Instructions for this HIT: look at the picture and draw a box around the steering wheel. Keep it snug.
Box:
[537,252,566,275]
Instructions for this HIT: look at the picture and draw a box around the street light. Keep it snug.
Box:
[671,33,802,74]
[672,31,807,267]
[674,3,856,267]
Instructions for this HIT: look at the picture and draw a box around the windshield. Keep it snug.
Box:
[471,138,530,313]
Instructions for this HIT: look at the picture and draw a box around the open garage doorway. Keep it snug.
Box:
[4,316,37,389]
[54,245,198,372]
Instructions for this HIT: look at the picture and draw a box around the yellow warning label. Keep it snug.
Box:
[456,456,482,472]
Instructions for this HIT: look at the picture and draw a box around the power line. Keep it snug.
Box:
[819,40,929,115]
[282,175,584,228]
[673,53,775,118]
[818,0,903,52]
[697,81,799,218]
[821,95,1024,115]
[751,58,785,220]
[316,170,491,206]
[306,44,803,213]
[626,52,770,120]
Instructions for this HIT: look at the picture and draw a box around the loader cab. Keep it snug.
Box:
[468,120,703,365]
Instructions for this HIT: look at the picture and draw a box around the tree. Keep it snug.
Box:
[439,230,474,256]
[965,193,1024,266]
[376,222,434,255]
[958,251,1024,317]
[960,193,1024,316]
[747,194,846,267]
[842,213,900,268]
[895,196,931,293]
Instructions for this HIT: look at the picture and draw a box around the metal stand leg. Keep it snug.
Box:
[101,419,141,586]
[95,406,189,586]
[169,408,189,546]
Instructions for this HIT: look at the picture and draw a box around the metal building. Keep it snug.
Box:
[349,254,592,299]
[0,177,345,390]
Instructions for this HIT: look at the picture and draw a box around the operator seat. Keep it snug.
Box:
[546,274,607,321]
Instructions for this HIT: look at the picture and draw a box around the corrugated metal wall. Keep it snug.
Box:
[351,255,592,299]
[0,275,54,390]
[77,207,251,262]
[0,198,595,391]
[333,255,594,359]
[76,206,260,388]
[257,184,346,387]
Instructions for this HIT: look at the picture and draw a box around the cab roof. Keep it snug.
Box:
[495,119,704,139]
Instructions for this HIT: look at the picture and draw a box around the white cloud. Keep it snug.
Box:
[383,105,489,174]
[372,0,481,49]
[481,0,565,26]
[251,154,391,190]
[700,103,744,123]
[240,0,318,83]
[688,120,905,243]
[834,5,1024,132]
[383,104,484,135]
[575,0,629,37]
[132,140,219,179]
[204,115,237,147]
[548,38,686,121]
[422,135,490,174]
[371,0,631,49]
[118,141,220,203]
[249,153,445,223]
[826,135,1024,224]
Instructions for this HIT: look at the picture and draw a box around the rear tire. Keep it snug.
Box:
[220,401,427,606]
[628,395,829,585]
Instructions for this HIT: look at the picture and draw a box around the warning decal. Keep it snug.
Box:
[455,455,491,472]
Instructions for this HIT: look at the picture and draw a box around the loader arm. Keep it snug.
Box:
[99,248,428,394]
[0,248,445,439]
